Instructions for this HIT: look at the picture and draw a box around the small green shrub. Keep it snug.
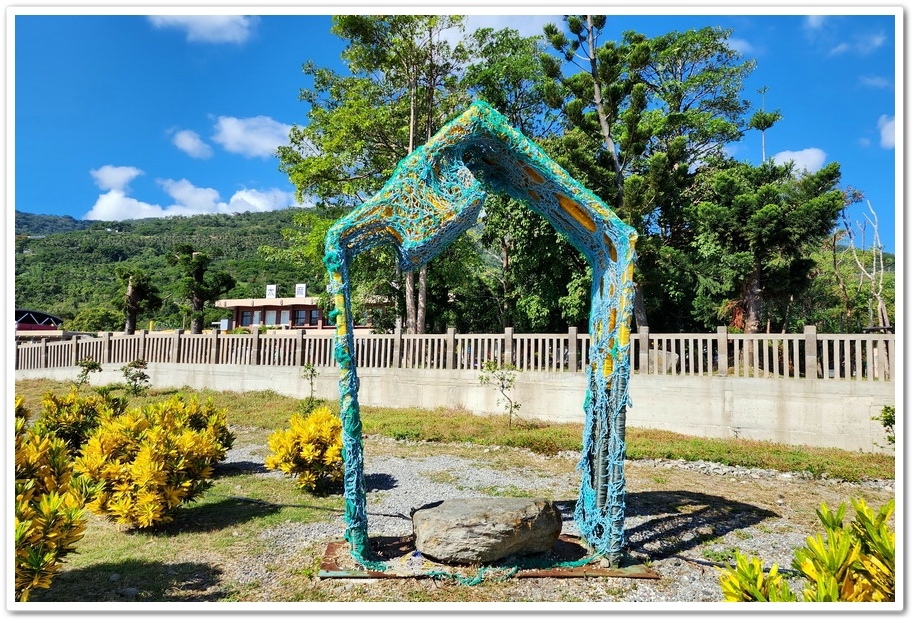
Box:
[720,497,895,602]
[120,358,151,396]
[873,405,895,448]
[75,357,102,388]
[15,397,95,602]
[298,363,325,413]
[37,388,127,453]
[265,405,343,493]
[73,395,234,529]
[479,360,521,428]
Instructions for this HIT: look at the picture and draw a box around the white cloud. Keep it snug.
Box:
[860,75,891,89]
[828,31,886,56]
[442,15,560,48]
[172,129,214,159]
[877,115,894,149]
[857,32,887,54]
[90,165,143,192]
[772,148,827,173]
[727,37,755,56]
[159,178,222,211]
[212,115,292,158]
[84,190,166,221]
[804,15,826,30]
[227,188,298,212]
[464,15,560,39]
[83,172,298,221]
[147,16,257,44]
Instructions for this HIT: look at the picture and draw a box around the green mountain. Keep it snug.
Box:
[15,211,93,236]
[14,208,896,334]
[14,208,318,329]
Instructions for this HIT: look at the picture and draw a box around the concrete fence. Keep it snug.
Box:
[15,325,896,382]
[15,327,896,456]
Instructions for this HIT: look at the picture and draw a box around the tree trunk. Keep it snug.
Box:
[124,312,137,335]
[124,282,137,335]
[875,297,891,332]
[405,270,416,333]
[632,285,649,329]
[743,265,763,334]
[416,264,428,334]
[586,15,625,207]
[500,237,512,328]
[191,295,205,334]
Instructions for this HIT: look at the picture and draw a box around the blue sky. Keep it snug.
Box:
[9,5,901,252]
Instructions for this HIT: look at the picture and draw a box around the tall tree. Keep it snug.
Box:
[167,245,236,334]
[689,159,847,333]
[542,16,640,210]
[65,306,123,333]
[791,234,894,333]
[839,199,893,332]
[542,17,755,329]
[114,265,162,335]
[749,86,782,163]
[278,15,467,334]
[462,26,579,330]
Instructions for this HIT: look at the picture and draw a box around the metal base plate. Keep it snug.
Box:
[319,534,660,580]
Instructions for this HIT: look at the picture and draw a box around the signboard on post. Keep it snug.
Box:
[295,283,307,298]
[266,285,277,298]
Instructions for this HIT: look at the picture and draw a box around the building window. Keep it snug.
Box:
[265,310,277,326]
[293,309,307,327]
[309,310,321,326]
[240,311,253,327]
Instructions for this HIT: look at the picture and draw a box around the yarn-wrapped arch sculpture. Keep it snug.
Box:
[324,100,637,569]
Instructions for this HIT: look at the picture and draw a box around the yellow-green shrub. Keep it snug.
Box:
[720,497,895,602]
[73,395,234,529]
[37,388,127,453]
[265,405,343,493]
[15,397,94,602]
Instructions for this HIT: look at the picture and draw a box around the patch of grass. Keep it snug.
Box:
[361,406,582,455]
[359,403,893,482]
[473,484,534,497]
[422,470,459,484]
[701,547,740,564]
[625,427,893,482]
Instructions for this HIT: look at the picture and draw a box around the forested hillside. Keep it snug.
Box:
[15,211,92,236]
[14,209,313,330]
[14,206,895,335]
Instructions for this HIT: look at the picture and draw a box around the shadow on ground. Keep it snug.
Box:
[365,472,398,491]
[214,459,270,477]
[553,490,777,562]
[149,497,283,535]
[27,560,227,602]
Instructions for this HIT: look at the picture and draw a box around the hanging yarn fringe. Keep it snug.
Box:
[323,100,637,570]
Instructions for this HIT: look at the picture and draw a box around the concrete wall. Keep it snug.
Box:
[17,363,894,455]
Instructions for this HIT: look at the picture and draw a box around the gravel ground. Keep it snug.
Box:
[218,435,896,607]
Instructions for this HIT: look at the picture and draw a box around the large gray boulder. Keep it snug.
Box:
[412,498,562,564]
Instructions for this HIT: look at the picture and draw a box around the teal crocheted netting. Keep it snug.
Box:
[324,100,637,570]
